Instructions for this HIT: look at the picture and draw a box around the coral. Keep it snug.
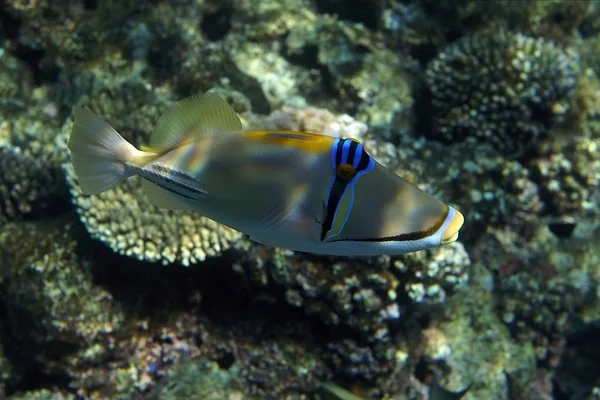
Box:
[238,336,330,398]
[441,141,545,238]
[49,51,140,120]
[284,13,415,129]
[230,0,310,40]
[0,53,33,115]
[0,1,597,399]
[5,111,70,169]
[151,359,244,400]
[8,389,76,400]
[346,50,414,130]
[2,0,163,69]
[169,43,272,114]
[231,243,470,381]
[421,260,538,400]
[245,248,403,340]
[425,30,578,156]
[69,309,331,399]
[494,231,597,368]
[62,77,242,266]
[259,105,368,142]
[0,147,55,222]
[530,137,600,219]
[231,42,314,109]
[0,57,74,225]
[382,0,591,58]
[0,223,330,399]
[0,217,124,379]
[325,339,397,381]
[396,242,471,305]
[0,52,69,170]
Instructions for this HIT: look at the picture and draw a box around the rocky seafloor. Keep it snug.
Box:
[0,0,599,399]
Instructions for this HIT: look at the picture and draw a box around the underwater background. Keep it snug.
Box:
[0,0,599,399]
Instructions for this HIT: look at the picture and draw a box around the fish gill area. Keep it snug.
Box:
[0,0,599,399]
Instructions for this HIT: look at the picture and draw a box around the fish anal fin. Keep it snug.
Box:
[141,179,194,211]
[150,92,242,149]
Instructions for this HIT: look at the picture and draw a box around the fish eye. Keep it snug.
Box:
[336,163,356,180]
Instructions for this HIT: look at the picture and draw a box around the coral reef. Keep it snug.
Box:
[0,217,124,387]
[285,13,415,129]
[231,241,471,381]
[0,0,597,399]
[397,243,471,305]
[417,262,538,400]
[530,137,600,219]
[425,30,578,156]
[0,53,32,115]
[480,219,600,400]
[150,358,244,400]
[443,142,545,238]
[0,147,55,222]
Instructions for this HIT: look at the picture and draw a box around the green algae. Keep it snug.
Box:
[151,359,244,400]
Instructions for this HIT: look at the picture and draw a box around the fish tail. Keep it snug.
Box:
[68,106,152,195]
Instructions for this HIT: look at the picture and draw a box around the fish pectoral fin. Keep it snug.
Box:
[142,180,195,211]
[282,208,322,241]
[256,203,297,230]
[248,207,322,247]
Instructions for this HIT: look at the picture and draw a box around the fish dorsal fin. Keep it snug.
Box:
[149,92,242,149]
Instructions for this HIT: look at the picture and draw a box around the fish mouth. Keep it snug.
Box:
[441,207,464,244]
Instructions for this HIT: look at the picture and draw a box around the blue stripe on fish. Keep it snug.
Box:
[321,138,376,241]
[341,139,352,164]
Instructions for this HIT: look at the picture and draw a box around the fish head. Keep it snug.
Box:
[321,139,464,253]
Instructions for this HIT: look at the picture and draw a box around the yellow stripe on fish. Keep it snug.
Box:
[243,130,335,154]
[67,91,465,257]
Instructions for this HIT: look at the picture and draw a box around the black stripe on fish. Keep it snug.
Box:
[320,139,374,241]
[347,139,359,165]
[329,206,450,243]
[356,145,371,171]
[141,164,208,200]
[320,179,349,241]
[335,139,344,166]
[154,181,197,200]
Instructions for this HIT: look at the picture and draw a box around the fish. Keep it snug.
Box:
[316,382,365,400]
[315,380,470,400]
[68,92,464,257]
